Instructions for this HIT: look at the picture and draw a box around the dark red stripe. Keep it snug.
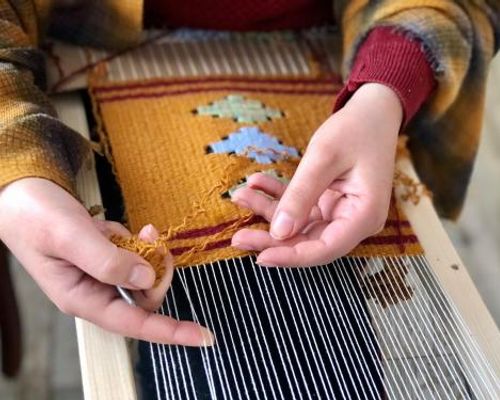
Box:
[169,217,408,242]
[97,86,339,103]
[360,234,418,246]
[172,214,266,240]
[99,86,337,103]
[94,76,342,94]
[384,220,411,228]
[171,234,418,257]
[171,238,233,256]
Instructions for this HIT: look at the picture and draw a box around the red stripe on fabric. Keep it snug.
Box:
[170,217,409,241]
[360,234,418,246]
[93,76,343,94]
[172,214,266,240]
[97,86,339,103]
[384,220,411,228]
[170,238,232,256]
[170,234,418,257]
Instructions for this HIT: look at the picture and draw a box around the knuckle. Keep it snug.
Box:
[136,313,155,340]
[31,224,55,253]
[309,154,331,171]
[303,145,340,176]
[249,172,269,185]
[167,319,183,345]
[49,220,79,255]
[309,130,338,154]
[306,138,329,160]
[284,184,309,205]
[103,220,131,238]
[95,246,122,283]
[55,297,77,316]
[309,124,334,144]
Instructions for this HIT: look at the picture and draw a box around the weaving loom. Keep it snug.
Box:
[47,29,500,399]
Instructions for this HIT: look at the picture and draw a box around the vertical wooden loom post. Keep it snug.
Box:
[52,92,137,400]
[396,156,500,381]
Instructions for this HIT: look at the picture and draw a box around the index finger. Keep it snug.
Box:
[97,297,213,347]
[257,207,372,267]
[69,277,213,346]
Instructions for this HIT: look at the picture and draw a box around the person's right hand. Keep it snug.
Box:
[0,177,213,346]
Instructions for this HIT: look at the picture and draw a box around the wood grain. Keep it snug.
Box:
[396,156,500,384]
[52,93,137,400]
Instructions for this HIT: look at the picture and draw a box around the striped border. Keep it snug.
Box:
[169,233,419,257]
[93,76,342,103]
[93,76,344,93]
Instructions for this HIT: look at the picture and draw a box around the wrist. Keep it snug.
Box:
[345,83,404,131]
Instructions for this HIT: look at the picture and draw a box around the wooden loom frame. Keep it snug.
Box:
[52,91,500,400]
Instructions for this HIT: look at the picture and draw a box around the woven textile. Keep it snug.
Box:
[91,75,423,267]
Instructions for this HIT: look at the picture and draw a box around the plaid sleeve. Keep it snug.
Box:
[48,0,143,50]
[336,0,499,119]
[334,0,499,218]
[0,0,90,195]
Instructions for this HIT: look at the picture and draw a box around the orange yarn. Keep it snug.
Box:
[109,234,167,286]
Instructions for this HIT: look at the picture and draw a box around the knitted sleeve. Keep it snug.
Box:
[334,26,436,126]
[0,0,90,195]
[335,0,499,218]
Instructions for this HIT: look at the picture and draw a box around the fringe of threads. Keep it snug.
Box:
[109,153,296,277]
[87,62,126,195]
[394,135,432,205]
[157,153,297,266]
[394,169,432,205]
[109,234,167,287]
[88,204,106,217]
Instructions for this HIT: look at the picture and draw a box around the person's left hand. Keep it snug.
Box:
[230,83,403,267]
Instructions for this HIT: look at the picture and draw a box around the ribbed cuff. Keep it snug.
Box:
[334,26,436,126]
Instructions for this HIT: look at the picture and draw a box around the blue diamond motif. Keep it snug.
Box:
[208,126,299,164]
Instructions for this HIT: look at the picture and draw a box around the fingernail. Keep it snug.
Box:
[129,265,155,289]
[201,328,215,347]
[256,257,274,267]
[231,197,249,209]
[271,211,294,239]
[231,241,255,251]
[139,224,158,242]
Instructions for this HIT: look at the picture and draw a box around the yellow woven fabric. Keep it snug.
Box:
[91,75,423,267]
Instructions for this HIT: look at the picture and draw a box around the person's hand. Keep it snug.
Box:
[231,83,403,267]
[0,178,213,346]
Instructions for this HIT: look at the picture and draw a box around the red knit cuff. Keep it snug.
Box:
[334,26,436,126]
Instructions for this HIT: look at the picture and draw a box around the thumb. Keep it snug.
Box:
[134,224,175,312]
[52,216,156,290]
[270,144,345,240]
